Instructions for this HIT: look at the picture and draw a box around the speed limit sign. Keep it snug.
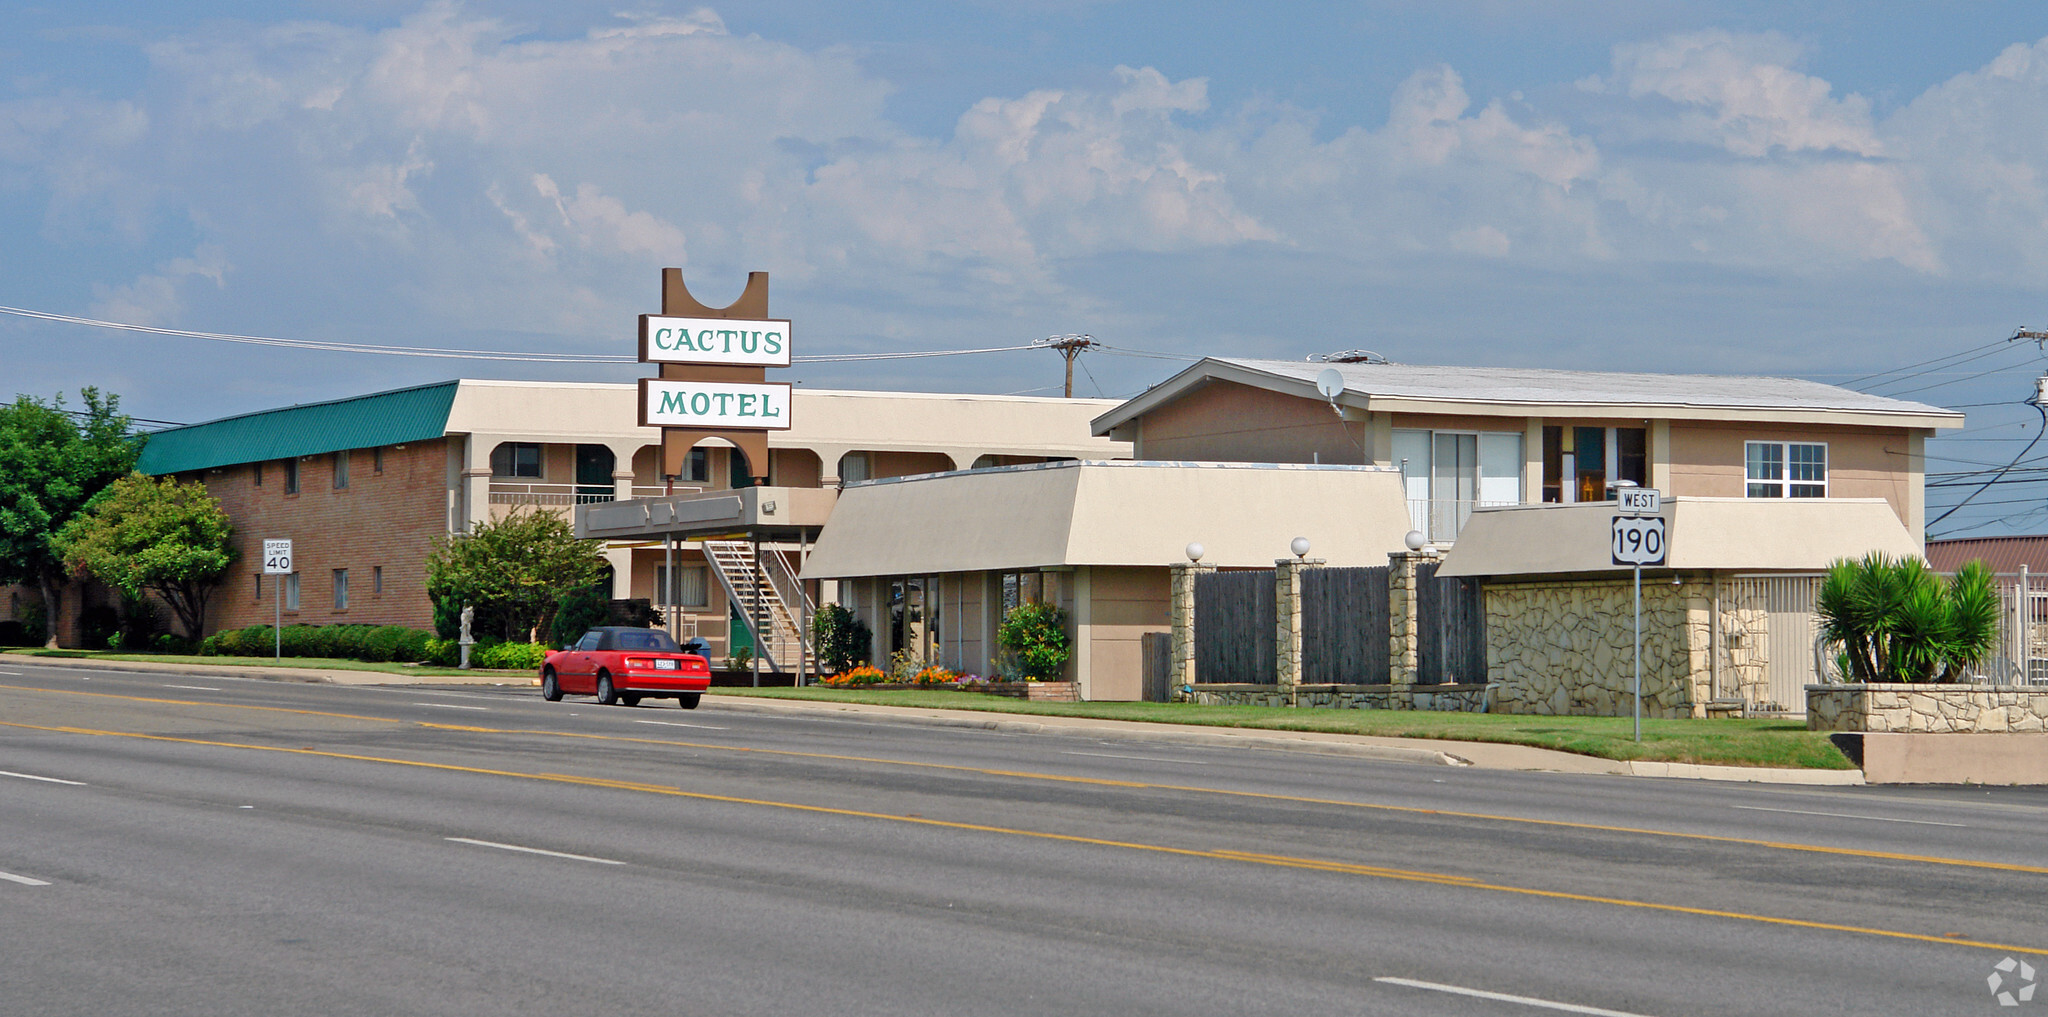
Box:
[263,538,293,575]
[1611,517,1666,566]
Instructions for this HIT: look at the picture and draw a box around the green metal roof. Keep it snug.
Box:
[137,380,460,475]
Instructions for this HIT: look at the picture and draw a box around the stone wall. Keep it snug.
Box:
[1482,575,1772,718]
[1807,684,2048,733]
[1192,683,1488,711]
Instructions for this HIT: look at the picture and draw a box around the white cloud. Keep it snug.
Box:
[18,7,2048,358]
[1607,30,1882,157]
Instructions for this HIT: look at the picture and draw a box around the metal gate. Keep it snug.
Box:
[1726,574,1823,715]
[1416,562,1485,685]
[1301,566,1390,684]
[1194,569,1275,684]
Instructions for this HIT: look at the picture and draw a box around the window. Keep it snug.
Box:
[253,461,263,487]
[491,442,542,478]
[333,569,349,610]
[838,452,871,484]
[1747,441,1826,498]
[372,566,383,596]
[575,631,601,652]
[333,450,350,489]
[655,565,709,608]
[1541,426,1646,504]
[284,459,300,494]
[284,573,300,611]
[373,448,384,473]
[1393,429,1524,541]
[683,447,711,483]
[253,573,262,600]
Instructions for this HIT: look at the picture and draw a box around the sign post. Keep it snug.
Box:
[1610,492,1665,742]
[262,538,292,664]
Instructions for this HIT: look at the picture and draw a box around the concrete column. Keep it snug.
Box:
[1274,556,1325,702]
[1168,562,1214,700]
[612,468,636,503]
[1071,566,1093,697]
[460,467,492,533]
[604,544,633,599]
[1388,550,1432,686]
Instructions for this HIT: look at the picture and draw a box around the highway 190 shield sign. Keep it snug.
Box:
[1611,517,1666,567]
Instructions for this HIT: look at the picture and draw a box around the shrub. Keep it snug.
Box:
[471,641,546,670]
[1819,554,1998,682]
[423,637,460,667]
[997,601,1070,681]
[811,604,872,675]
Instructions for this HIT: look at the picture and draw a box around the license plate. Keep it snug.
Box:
[654,659,678,670]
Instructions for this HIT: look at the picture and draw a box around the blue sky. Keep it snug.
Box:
[9,2,2048,534]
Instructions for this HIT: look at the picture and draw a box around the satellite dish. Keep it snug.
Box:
[1315,368,1345,401]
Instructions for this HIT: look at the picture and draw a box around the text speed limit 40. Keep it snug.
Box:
[1611,516,1667,566]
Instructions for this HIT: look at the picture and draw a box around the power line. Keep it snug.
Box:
[0,303,1040,366]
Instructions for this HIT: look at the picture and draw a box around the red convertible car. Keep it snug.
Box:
[541,626,712,709]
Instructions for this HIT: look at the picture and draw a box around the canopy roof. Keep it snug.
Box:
[801,460,1414,578]
[1436,497,1923,577]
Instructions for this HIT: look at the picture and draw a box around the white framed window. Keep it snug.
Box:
[333,450,350,489]
[284,573,301,612]
[1746,441,1827,498]
[333,569,349,610]
[655,565,709,608]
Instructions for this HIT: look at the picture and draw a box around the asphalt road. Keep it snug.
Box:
[2,658,2044,1016]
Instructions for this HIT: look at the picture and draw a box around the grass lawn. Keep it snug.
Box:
[0,647,529,680]
[711,687,1855,770]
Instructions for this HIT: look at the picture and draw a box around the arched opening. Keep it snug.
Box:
[574,444,615,503]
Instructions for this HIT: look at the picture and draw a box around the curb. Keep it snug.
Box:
[1624,760,1865,785]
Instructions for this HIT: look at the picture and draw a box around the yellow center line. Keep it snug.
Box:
[6,717,2043,959]
[6,682,2044,877]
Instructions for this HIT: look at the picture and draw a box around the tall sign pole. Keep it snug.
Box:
[639,271,795,682]
[262,538,292,664]
[1611,486,1664,742]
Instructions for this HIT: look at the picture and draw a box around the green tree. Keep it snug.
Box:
[997,601,1071,681]
[0,389,140,647]
[810,602,872,675]
[1818,553,1999,683]
[53,474,237,641]
[425,507,607,644]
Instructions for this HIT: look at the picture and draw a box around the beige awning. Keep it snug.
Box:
[1436,497,1922,577]
[801,460,1415,578]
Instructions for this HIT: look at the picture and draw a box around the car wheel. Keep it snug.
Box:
[678,693,702,710]
[596,672,618,706]
[620,694,641,708]
[540,668,562,702]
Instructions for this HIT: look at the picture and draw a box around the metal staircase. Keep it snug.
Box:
[701,539,815,674]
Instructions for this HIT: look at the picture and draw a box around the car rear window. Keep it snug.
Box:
[610,630,681,652]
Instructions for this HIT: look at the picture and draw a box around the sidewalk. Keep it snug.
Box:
[4,652,1862,785]
[4,651,531,686]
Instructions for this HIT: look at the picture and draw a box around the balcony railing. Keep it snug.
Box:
[1407,498,1519,545]
[490,482,698,507]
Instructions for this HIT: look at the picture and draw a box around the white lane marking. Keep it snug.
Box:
[1374,977,1658,1017]
[1062,751,1207,764]
[164,684,222,692]
[0,870,52,887]
[1731,805,1966,828]
[415,703,489,711]
[445,837,622,865]
[0,770,87,786]
[634,720,728,730]
[0,670,22,675]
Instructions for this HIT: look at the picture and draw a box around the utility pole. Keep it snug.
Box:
[1035,334,1097,397]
